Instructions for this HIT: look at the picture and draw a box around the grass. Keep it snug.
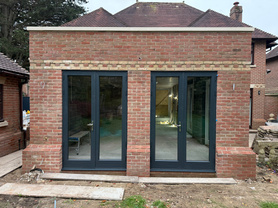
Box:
[117,195,146,208]
[115,195,169,208]
[260,201,278,208]
[152,200,167,208]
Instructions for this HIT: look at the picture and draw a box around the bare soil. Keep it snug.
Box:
[0,166,277,208]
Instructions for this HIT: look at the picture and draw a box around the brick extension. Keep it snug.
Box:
[22,29,257,179]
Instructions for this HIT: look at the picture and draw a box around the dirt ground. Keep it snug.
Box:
[0,165,277,208]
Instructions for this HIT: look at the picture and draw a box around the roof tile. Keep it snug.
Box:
[62,8,127,27]
[266,46,278,60]
[114,2,203,27]
[0,53,29,76]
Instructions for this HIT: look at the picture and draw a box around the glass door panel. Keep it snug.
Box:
[99,76,123,161]
[186,77,210,161]
[68,76,91,160]
[151,72,216,171]
[63,71,127,170]
[155,77,179,161]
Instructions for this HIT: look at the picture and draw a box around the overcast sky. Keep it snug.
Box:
[85,0,278,37]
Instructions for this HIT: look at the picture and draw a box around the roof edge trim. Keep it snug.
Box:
[27,26,254,32]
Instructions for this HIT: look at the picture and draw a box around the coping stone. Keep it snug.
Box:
[0,183,124,200]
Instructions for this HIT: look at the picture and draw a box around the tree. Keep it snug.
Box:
[0,0,88,69]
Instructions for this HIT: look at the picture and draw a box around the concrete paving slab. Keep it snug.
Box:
[41,173,139,183]
[139,177,237,184]
[41,173,236,184]
[0,183,124,200]
[0,150,22,178]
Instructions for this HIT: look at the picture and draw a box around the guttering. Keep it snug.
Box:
[27,26,255,32]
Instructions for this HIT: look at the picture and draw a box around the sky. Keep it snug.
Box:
[85,0,278,37]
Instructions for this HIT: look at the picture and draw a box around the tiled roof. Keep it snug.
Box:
[0,53,29,76]
[62,8,127,27]
[62,2,277,41]
[114,2,203,27]
[189,10,248,27]
[266,46,278,60]
[189,9,277,40]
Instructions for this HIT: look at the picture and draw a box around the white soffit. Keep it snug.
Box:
[27,27,255,32]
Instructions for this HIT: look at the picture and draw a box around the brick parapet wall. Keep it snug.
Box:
[0,75,24,157]
[29,31,252,62]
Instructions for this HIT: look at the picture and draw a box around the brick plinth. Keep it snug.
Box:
[22,144,62,173]
[216,147,256,179]
[126,71,151,177]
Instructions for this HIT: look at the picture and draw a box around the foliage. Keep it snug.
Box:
[260,201,278,208]
[0,0,88,69]
[152,200,168,208]
[117,195,146,208]
[266,157,278,172]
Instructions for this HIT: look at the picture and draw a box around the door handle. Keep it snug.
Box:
[177,121,182,132]
[87,121,94,131]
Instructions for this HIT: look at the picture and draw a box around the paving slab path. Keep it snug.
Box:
[0,150,22,177]
[0,183,124,200]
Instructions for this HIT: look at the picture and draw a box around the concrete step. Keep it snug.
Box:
[0,183,124,200]
[41,173,237,184]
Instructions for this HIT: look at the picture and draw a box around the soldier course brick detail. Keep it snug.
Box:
[23,30,256,179]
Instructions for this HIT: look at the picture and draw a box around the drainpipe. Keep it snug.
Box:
[19,76,29,149]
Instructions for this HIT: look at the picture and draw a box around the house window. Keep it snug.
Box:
[0,84,3,122]
[251,43,255,65]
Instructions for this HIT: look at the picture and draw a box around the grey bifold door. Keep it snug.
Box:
[151,72,216,172]
[62,71,127,170]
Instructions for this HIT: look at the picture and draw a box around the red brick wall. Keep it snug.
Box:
[264,58,278,120]
[0,75,24,157]
[25,30,255,179]
[22,69,62,172]
[127,71,151,177]
[216,147,256,179]
[29,31,251,62]
[265,96,278,119]
[250,40,266,129]
[216,70,250,147]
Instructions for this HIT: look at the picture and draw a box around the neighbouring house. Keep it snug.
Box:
[0,53,29,157]
[265,47,278,120]
[23,2,277,179]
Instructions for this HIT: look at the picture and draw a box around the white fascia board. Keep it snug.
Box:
[27,26,255,32]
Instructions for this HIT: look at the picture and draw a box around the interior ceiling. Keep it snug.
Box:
[156,77,193,89]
